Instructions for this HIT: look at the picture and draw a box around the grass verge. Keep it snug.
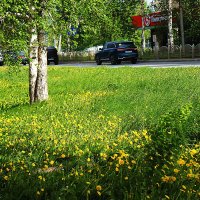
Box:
[0,66,199,199]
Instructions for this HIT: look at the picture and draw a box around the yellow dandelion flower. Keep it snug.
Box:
[161,176,176,183]
[131,160,136,164]
[61,154,65,158]
[50,160,54,165]
[190,149,197,156]
[87,158,91,162]
[170,176,176,182]
[38,175,43,180]
[36,191,40,195]
[119,159,125,165]
[187,173,193,178]
[174,169,180,173]
[115,167,119,172]
[41,188,44,192]
[32,163,36,167]
[124,176,128,180]
[177,158,186,165]
[44,165,48,169]
[96,185,102,191]
[161,176,169,182]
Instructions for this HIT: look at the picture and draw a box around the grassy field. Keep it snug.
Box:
[0,66,199,200]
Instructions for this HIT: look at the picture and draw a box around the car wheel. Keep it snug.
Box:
[54,59,58,65]
[131,59,137,64]
[95,56,102,65]
[117,60,121,64]
[110,55,117,65]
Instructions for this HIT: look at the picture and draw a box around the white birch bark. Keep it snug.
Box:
[29,29,48,103]
[54,37,58,49]
[58,34,62,53]
[141,0,145,55]
[29,30,38,104]
[35,30,48,102]
[168,0,174,52]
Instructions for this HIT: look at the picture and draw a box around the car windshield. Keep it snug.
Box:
[117,42,135,48]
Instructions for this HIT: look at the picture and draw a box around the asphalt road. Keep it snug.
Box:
[55,60,200,68]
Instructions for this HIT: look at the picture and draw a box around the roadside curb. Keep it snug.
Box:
[138,58,200,62]
[60,58,200,64]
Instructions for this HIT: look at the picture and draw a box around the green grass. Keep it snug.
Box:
[2,67,200,119]
[0,66,199,200]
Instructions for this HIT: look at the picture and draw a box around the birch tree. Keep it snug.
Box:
[0,0,55,103]
[168,0,174,51]
[141,0,146,54]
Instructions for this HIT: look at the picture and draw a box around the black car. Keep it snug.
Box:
[47,46,59,65]
[3,50,29,65]
[95,41,138,65]
[18,51,29,65]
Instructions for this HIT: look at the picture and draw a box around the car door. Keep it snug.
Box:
[101,43,115,60]
[99,43,108,60]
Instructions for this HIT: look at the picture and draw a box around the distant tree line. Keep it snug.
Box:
[0,0,199,103]
[152,0,200,45]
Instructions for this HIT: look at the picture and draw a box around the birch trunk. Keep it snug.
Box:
[29,29,48,104]
[168,0,174,52]
[29,30,38,104]
[141,0,145,55]
[35,30,48,102]
[58,34,62,53]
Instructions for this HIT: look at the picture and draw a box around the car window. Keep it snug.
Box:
[117,42,135,48]
[103,44,107,49]
[107,43,115,48]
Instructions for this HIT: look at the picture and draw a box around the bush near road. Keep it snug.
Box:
[0,66,199,200]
